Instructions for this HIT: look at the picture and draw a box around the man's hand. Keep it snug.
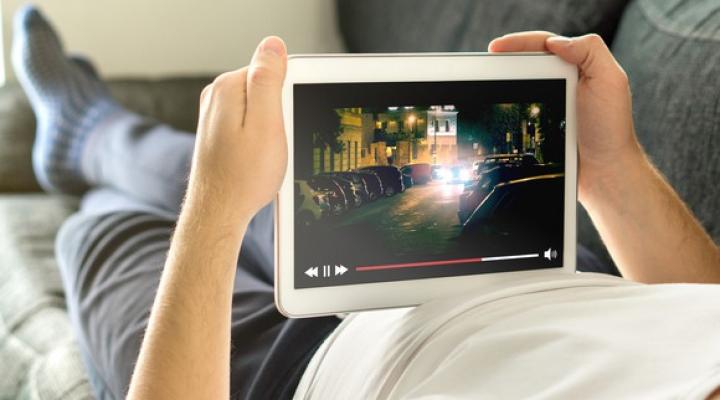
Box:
[489,32,639,203]
[128,37,288,400]
[490,32,719,283]
[186,36,288,227]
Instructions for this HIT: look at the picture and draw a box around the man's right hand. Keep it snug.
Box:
[489,31,641,204]
[489,31,720,283]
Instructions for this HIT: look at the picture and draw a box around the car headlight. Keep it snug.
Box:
[459,169,471,181]
[438,168,449,180]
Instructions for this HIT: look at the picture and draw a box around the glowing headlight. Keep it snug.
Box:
[438,168,449,180]
[459,169,471,181]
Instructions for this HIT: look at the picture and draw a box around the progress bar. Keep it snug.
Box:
[355,253,540,272]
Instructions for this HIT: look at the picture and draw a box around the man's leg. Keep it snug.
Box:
[13,6,339,399]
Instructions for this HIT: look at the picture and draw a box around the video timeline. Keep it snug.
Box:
[293,80,566,288]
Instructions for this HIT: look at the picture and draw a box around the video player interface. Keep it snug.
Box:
[293,80,566,288]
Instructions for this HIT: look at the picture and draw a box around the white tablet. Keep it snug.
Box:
[276,53,577,317]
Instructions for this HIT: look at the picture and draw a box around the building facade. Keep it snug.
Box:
[311,105,460,175]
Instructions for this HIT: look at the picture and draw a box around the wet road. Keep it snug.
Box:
[333,181,466,257]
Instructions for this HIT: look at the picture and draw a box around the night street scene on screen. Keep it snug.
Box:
[293,80,566,288]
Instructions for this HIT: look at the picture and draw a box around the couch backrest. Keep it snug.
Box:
[337,0,630,52]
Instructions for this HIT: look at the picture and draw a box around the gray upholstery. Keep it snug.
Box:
[337,0,630,53]
[0,194,91,399]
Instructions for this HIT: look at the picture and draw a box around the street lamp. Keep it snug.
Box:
[530,105,540,117]
[407,114,416,132]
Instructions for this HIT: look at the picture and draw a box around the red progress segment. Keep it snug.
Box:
[355,253,539,272]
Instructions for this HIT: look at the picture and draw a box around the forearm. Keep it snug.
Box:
[127,191,250,400]
[580,142,720,283]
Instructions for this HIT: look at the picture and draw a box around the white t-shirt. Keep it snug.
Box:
[294,272,720,399]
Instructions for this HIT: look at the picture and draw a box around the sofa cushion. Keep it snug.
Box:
[607,0,720,249]
[0,77,212,193]
[337,0,630,53]
[0,84,40,193]
[0,194,93,399]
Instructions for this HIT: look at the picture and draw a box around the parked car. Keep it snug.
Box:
[355,171,384,200]
[294,180,329,226]
[307,175,348,215]
[326,172,371,204]
[400,163,432,184]
[460,173,564,239]
[321,174,363,207]
[401,171,414,188]
[475,153,539,175]
[458,163,563,223]
[359,166,404,196]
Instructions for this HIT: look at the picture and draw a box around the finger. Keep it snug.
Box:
[244,36,287,130]
[545,34,624,81]
[488,31,556,52]
[204,68,248,129]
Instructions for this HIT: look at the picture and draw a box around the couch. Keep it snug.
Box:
[1,0,718,398]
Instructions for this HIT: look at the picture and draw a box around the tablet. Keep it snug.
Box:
[276,53,577,317]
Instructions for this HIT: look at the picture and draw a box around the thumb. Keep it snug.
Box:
[546,34,624,81]
[245,36,287,128]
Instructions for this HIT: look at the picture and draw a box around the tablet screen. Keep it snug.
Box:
[293,80,566,288]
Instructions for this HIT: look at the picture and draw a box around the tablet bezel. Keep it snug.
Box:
[276,53,578,317]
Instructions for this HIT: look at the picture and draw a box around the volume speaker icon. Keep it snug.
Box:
[544,248,558,260]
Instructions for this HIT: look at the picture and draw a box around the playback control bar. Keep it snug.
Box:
[356,248,557,272]
[303,248,558,279]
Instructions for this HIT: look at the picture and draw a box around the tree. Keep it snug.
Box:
[538,103,565,163]
[312,108,344,153]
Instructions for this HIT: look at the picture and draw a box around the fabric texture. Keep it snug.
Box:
[0,194,93,400]
[611,0,720,246]
[337,0,630,53]
[297,272,720,399]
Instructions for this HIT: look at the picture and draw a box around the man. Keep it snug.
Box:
[12,5,720,400]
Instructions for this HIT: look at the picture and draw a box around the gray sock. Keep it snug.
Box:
[11,5,121,194]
